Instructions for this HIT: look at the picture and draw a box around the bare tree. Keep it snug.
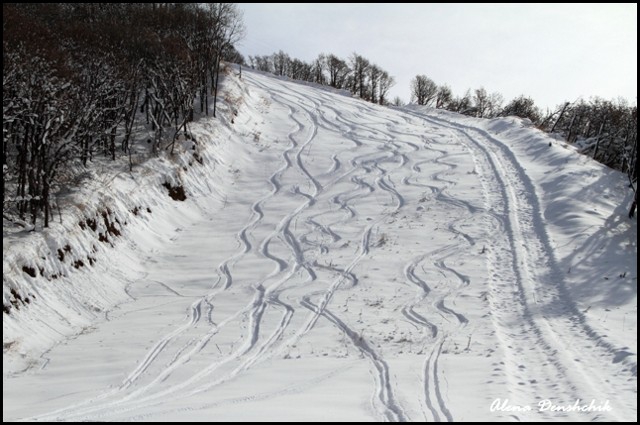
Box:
[378,71,395,105]
[248,50,392,106]
[311,54,326,85]
[450,89,473,114]
[3,3,246,227]
[350,53,370,99]
[411,75,438,106]
[368,64,381,103]
[272,50,290,76]
[392,97,404,107]
[501,95,541,123]
[473,87,489,118]
[436,85,453,109]
[325,54,349,88]
[487,92,504,118]
[209,3,246,118]
[289,58,309,81]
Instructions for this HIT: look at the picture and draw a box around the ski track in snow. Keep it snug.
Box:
[5,69,636,422]
[406,110,636,421]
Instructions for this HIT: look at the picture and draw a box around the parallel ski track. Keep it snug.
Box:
[405,110,634,421]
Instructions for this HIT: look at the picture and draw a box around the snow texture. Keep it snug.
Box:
[3,66,636,422]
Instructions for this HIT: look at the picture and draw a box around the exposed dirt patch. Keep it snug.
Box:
[22,266,37,278]
[86,218,97,231]
[10,288,22,302]
[102,210,121,237]
[58,244,72,261]
[163,182,187,201]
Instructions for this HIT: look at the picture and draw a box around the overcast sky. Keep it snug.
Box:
[236,3,637,110]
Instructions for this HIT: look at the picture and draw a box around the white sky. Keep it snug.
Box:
[237,3,637,110]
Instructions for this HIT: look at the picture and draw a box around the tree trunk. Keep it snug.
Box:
[592,121,605,161]
[213,55,221,118]
[550,102,569,133]
[43,177,50,228]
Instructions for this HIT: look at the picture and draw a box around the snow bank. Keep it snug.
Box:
[2,69,250,373]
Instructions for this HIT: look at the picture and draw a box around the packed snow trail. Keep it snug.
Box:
[3,69,636,422]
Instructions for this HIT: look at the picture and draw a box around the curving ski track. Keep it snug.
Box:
[4,69,635,423]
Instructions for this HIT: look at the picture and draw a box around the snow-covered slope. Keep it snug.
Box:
[3,67,636,421]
